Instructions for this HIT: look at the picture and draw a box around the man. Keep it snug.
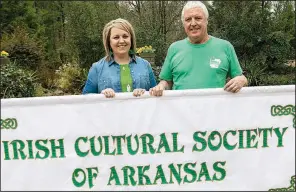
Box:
[149,1,248,96]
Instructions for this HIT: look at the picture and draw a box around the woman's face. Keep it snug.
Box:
[109,27,131,57]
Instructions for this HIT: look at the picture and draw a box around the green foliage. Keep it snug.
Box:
[54,62,87,94]
[0,1,37,33]
[34,83,47,97]
[243,59,268,86]
[34,1,68,66]
[263,31,292,70]
[65,2,121,68]
[260,73,295,86]
[37,62,58,90]
[1,27,44,70]
[243,59,295,86]
[272,1,295,36]
[0,62,38,98]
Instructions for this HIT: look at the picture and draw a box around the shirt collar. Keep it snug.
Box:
[107,55,137,66]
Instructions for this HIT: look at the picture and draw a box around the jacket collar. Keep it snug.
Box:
[108,55,137,66]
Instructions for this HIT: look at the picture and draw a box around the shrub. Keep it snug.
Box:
[243,59,268,86]
[37,62,58,90]
[54,62,87,95]
[260,73,295,86]
[1,27,44,70]
[263,31,292,70]
[1,62,38,98]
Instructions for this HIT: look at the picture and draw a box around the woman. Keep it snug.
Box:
[82,18,157,98]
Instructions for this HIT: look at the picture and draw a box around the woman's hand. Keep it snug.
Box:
[133,89,145,97]
[101,88,115,98]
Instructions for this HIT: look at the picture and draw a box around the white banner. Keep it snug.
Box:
[1,85,295,191]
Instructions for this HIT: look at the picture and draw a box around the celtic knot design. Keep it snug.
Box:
[269,175,295,191]
[0,118,18,129]
[271,105,295,128]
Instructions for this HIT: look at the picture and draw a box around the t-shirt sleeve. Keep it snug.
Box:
[227,43,243,78]
[159,45,174,81]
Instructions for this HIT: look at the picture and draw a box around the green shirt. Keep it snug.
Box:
[120,64,133,92]
[159,36,243,90]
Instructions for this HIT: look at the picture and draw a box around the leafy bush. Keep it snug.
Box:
[243,59,267,86]
[1,27,44,70]
[260,73,295,86]
[37,62,59,90]
[1,62,38,98]
[54,62,87,94]
[33,84,64,97]
[263,31,292,70]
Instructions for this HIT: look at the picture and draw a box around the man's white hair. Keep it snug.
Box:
[181,1,209,23]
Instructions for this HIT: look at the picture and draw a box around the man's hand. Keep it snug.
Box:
[224,75,248,93]
[149,83,165,97]
[149,80,172,97]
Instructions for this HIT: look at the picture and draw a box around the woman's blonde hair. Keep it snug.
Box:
[102,18,137,61]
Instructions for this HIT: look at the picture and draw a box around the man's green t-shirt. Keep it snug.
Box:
[159,36,243,90]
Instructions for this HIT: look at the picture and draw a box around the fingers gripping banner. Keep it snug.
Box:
[1,85,295,191]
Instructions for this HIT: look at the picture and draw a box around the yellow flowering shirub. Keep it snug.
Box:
[136,45,155,54]
[1,51,9,57]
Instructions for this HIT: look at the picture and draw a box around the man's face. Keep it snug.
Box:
[183,7,208,43]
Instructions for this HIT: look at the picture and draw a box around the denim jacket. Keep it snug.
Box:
[82,56,157,94]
